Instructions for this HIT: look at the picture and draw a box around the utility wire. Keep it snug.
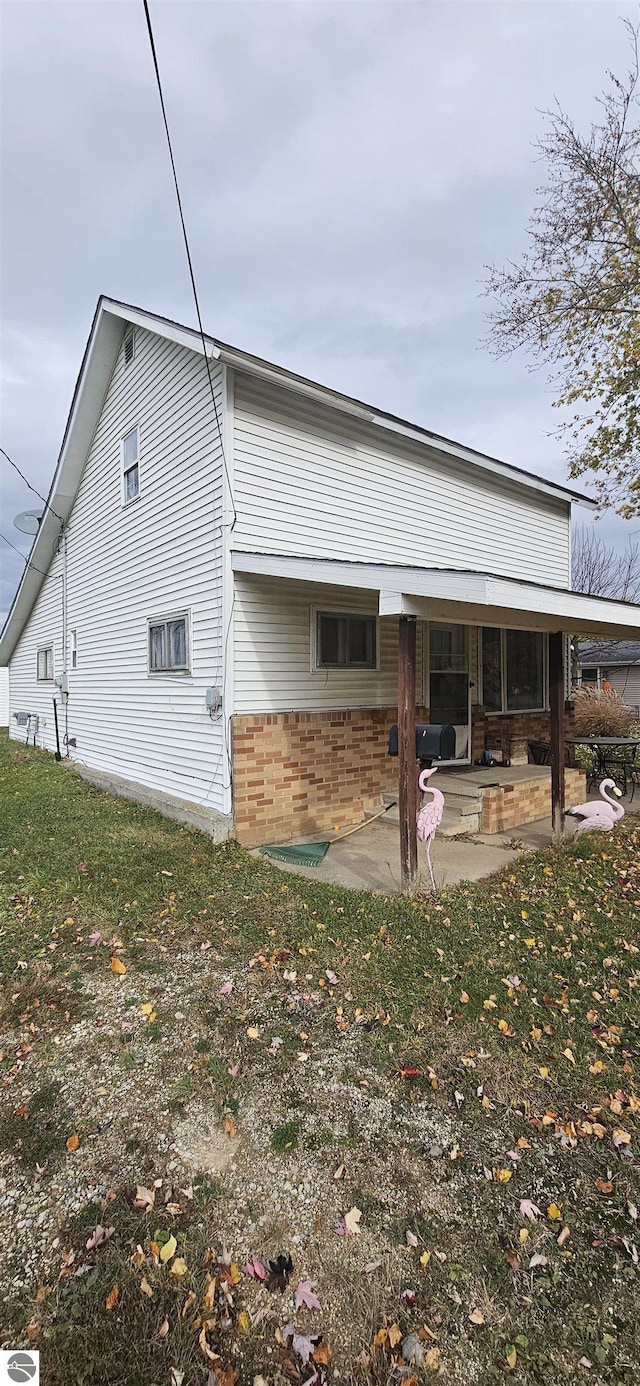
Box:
[0,530,57,580]
[1,446,64,525]
[141,0,236,528]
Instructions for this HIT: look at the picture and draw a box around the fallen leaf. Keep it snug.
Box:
[105,1283,119,1310]
[344,1207,362,1235]
[519,1228,530,1245]
[133,1185,155,1211]
[170,1371,185,1386]
[547,1203,562,1221]
[140,1002,155,1015]
[158,1318,169,1338]
[66,1133,80,1153]
[86,1224,115,1251]
[333,1163,346,1181]
[401,1288,417,1307]
[170,1257,188,1279]
[237,1310,251,1335]
[160,1235,177,1263]
[199,1325,219,1362]
[529,1253,549,1268]
[563,1048,576,1064]
[110,956,127,975]
[294,1279,321,1310]
[424,1346,441,1372]
[495,1168,512,1183]
[420,1250,431,1267]
[388,1323,402,1349]
[243,1256,267,1281]
[88,931,102,946]
[219,981,234,995]
[557,1227,571,1246]
[313,1341,332,1366]
[595,1179,614,1194]
[223,1115,238,1140]
[140,1276,154,1298]
[506,1345,517,1369]
[469,1308,485,1325]
[266,1252,293,1292]
[281,1324,319,1364]
[246,1027,260,1040]
[460,991,470,1003]
[405,1228,418,1247]
[519,1199,542,1220]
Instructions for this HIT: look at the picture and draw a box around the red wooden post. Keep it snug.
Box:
[549,631,565,840]
[398,615,418,890]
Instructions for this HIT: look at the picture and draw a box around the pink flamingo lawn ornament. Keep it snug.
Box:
[566,778,624,835]
[417,767,445,891]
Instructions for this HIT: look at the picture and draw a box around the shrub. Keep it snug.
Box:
[571,685,636,737]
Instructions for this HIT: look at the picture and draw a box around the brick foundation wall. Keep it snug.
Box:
[233,707,584,848]
[480,767,586,833]
[472,705,577,764]
[233,708,403,847]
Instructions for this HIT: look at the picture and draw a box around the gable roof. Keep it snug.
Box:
[579,639,640,667]
[0,295,597,666]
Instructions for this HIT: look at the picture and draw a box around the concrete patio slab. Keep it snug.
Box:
[252,813,556,894]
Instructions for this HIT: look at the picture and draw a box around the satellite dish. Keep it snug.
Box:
[13,508,44,535]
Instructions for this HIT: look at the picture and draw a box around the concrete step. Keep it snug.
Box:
[380,794,480,838]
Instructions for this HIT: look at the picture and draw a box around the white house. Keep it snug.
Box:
[1,298,639,885]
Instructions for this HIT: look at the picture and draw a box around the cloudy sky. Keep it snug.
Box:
[1,0,638,622]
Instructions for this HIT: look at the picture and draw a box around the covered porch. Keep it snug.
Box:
[232,552,640,889]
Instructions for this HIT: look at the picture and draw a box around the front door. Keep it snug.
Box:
[427,624,470,763]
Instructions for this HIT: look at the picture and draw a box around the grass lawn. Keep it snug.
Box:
[0,732,638,1386]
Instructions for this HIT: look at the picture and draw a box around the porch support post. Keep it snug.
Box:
[549,630,565,840]
[398,614,418,890]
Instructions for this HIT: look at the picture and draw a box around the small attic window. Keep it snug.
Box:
[123,328,136,366]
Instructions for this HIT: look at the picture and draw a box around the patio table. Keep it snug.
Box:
[565,736,640,791]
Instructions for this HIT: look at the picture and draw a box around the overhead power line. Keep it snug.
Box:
[1,446,64,525]
[141,0,236,528]
[0,530,57,580]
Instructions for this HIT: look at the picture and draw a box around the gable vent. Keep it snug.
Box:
[123,329,135,366]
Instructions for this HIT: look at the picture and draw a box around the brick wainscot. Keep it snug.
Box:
[232,708,586,847]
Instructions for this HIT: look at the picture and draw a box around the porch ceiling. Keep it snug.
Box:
[231,552,640,640]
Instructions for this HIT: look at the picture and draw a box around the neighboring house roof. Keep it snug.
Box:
[0,294,604,666]
[579,639,640,668]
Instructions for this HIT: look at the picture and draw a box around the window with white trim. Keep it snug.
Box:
[121,426,139,504]
[37,646,54,681]
[315,611,377,669]
[148,614,189,673]
[481,628,547,712]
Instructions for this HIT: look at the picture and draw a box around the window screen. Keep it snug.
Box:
[149,616,189,672]
[122,426,139,503]
[37,647,53,681]
[316,613,376,668]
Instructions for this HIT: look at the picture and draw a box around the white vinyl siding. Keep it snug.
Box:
[8,328,228,814]
[234,575,424,713]
[0,668,9,725]
[232,375,571,588]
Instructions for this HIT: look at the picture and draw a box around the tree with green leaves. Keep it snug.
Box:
[484,20,640,517]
